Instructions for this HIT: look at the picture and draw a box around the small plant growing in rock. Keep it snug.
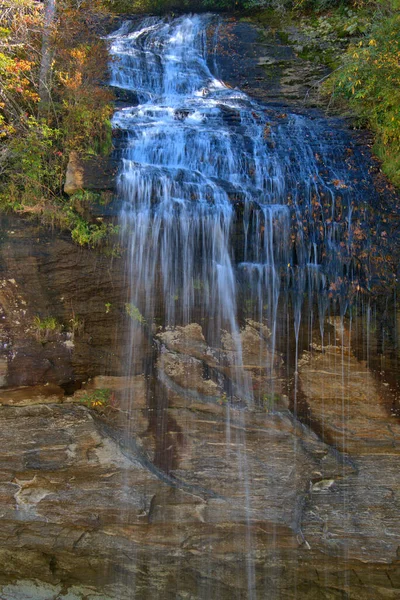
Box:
[80,388,112,409]
[217,392,228,406]
[125,302,146,325]
[69,315,84,341]
[33,315,61,342]
[262,392,281,412]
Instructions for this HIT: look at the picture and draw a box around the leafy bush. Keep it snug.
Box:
[70,218,120,247]
[326,12,400,186]
[3,117,63,210]
[0,1,116,244]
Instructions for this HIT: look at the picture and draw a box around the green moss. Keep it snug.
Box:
[297,45,339,68]
[125,303,146,324]
[260,392,282,412]
[277,29,290,44]
[242,9,289,28]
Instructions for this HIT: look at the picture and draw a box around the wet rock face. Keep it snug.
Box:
[212,19,329,108]
[0,320,399,599]
[0,214,152,388]
[298,326,400,571]
[157,322,285,408]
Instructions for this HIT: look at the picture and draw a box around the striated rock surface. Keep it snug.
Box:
[0,214,151,388]
[298,321,400,582]
[213,19,329,108]
[0,334,399,599]
[0,314,399,598]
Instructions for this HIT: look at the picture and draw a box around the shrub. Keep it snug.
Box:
[4,117,63,209]
[0,0,116,244]
[326,12,400,186]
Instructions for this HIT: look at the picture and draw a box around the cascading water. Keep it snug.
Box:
[106,13,398,600]
[109,14,362,390]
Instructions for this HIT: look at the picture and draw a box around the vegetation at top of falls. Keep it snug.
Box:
[102,0,257,13]
[0,0,117,248]
[324,10,400,187]
[102,0,399,14]
[103,0,352,13]
[312,2,400,188]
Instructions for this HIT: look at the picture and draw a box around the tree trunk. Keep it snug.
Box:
[39,0,56,107]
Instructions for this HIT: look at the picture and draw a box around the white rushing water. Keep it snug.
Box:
[109,13,368,366]
[109,14,290,378]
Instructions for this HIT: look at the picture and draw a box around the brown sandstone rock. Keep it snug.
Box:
[0,214,150,388]
[64,151,118,195]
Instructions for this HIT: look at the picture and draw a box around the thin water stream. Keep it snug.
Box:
[107,13,400,599]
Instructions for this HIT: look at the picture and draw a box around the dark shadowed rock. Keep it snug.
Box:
[64,151,119,196]
[0,214,150,388]
[211,19,329,108]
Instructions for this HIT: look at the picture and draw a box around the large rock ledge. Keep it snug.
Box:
[0,349,398,599]
[212,18,329,108]
[64,151,119,199]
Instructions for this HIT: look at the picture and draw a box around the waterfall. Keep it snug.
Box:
[109,11,374,395]
[107,13,386,599]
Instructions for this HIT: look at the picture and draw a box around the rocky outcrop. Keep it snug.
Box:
[0,323,399,599]
[213,19,329,108]
[0,214,151,388]
[0,312,399,599]
[297,320,400,585]
[64,151,119,196]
